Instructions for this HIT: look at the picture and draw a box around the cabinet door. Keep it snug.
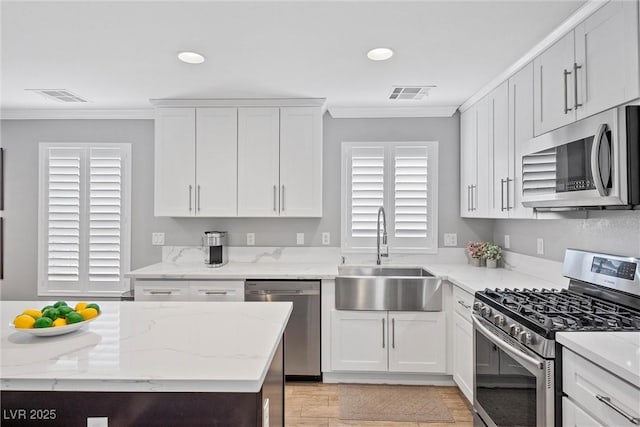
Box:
[460,106,476,217]
[474,97,490,217]
[453,312,473,402]
[575,0,640,120]
[330,310,387,372]
[195,108,238,217]
[134,280,189,301]
[279,107,322,217]
[563,397,602,427]
[508,63,536,219]
[488,81,510,218]
[154,108,196,216]
[237,108,280,217]
[533,31,576,136]
[388,311,446,373]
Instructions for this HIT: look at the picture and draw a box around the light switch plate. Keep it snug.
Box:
[87,418,109,427]
[504,235,510,249]
[247,233,255,246]
[151,232,165,246]
[443,233,457,247]
[536,238,544,255]
[322,232,330,245]
[296,233,304,245]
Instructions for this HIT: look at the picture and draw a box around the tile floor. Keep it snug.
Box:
[285,383,473,427]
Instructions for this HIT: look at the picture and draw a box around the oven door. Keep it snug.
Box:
[472,315,554,427]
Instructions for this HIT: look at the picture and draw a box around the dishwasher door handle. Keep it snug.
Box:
[247,289,320,296]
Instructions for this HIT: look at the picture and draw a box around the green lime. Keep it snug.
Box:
[34,317,53,328]
[58,306,74,318]
[86,303,101,313]
[41,305,53,312]
[65,312,84,324]
[53,301,68,308]
[42,308,60,320]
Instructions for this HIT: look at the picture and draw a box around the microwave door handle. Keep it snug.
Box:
[591,123,610,196]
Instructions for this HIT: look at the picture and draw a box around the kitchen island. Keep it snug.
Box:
[1,300,292,426]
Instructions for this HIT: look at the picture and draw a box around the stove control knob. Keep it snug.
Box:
[509,324,521,337]
[482,307,492,317]
[493,314,505,327]
[473,302,483,312]
[519,331,533,345]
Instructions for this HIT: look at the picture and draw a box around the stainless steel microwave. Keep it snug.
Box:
[521,105,639,209]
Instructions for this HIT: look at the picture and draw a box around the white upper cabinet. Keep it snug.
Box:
[279,107,323,217]
[475,97,490,217]
[488,81,510,218]
[460,98,489,218]
[460,105,477,217]
[154,108,196,216]
[574,0,640,120]
[237,108,281,217]
[196,108,238,216]
[533,31,576,136]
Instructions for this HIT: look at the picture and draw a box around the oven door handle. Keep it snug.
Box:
[472,316,544,370]
[591,123,611,197]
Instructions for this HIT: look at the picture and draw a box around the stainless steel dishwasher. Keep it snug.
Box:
[245,280,321,381]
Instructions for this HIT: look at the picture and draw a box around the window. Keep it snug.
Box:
[341,141,438,253]
[38,143,131,296]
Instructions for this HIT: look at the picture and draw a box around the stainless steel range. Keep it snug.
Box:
[472,249,640,427]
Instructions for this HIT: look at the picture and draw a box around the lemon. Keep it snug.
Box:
[75,302,88,312]
[52,318,67,327]
[79,308,98,321]
[22,309,43,319]
[14,314,36,329]
[34,317,53,328]
[65,312,84,324]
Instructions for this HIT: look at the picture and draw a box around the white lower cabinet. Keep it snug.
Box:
[134,280,190,301]
[563,397,601,427]
[453,311,473,401]
[135,280,244,302]
[330,309,446,374]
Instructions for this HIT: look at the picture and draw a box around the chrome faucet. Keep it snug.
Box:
[376,206,389,265]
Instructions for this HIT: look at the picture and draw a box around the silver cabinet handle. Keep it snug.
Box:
[457,299,471,309]
[197,184,201,211]
[204,290,228,295]
[573,62,582,110]
[149,290,173,295]
[391,318,395,349]
[281,184,285,212]
[506,177,512,211]
[273,185,277,212]
[500,178,506,212]
[591,123,610,197]
[188,185,193,212]
[595,395,640,425]
[382,318,385,348]
[467,185,471,212]
[563,68,572,114]
[470,185,476,211]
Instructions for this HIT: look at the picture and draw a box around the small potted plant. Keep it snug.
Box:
[483,243,502,268]
[466,241,486,267]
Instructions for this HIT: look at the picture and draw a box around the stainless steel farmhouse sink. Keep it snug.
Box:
[335,266,443,311]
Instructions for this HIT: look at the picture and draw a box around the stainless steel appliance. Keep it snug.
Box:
[204,231,227,268]
[245,280,321,380]
[472,249,640,427]
[522,105,639,209]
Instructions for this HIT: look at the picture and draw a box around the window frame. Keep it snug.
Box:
[37,142,132,297]
[341,141,438,254]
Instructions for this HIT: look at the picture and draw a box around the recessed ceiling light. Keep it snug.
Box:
[178,51,205,64]
[367,47,394,61]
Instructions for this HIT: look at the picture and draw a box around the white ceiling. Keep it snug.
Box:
[1,0,586,114]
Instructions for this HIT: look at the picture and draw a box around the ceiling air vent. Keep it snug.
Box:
[26,89,88,103]
[389,86,435,100]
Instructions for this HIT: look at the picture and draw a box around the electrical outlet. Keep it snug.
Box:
[536,238,544,255]
[504,235,510,249]
[296,233,304,245]
[322,232,330,245]
[443,233,457,247]
[87,418,109,427]
[247,233,255,246]
[151,232,165,246]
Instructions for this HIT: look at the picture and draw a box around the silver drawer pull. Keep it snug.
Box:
[457,299,471,309]
[204,291,228,295]
[595,395,640,425]
[149,290,173,295]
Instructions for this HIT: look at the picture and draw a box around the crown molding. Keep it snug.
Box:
[328,105,457,119]
[149,98,327,108]
[459,0,609,113]
[0,108,154,120]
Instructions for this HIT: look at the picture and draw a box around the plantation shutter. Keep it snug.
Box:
[350,146,385,238]
[46,148,82,283]
[89,148,123,282]
[394,146,428,239]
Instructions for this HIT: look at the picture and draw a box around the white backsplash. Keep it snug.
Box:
[162,246,342,264]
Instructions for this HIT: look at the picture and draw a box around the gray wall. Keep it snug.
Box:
[493,211,640,261]
[0,113,491,300]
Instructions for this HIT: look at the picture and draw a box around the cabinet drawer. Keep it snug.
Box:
[135,280,189,301]
[563,349,640,426]
[189,281,244,301]
[453,286,474,321]
[563,396,602,427]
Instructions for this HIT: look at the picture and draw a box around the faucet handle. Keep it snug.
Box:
[381,244,389,258]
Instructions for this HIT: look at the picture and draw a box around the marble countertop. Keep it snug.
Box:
[1,301,292,393]
[557,331,640,388]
